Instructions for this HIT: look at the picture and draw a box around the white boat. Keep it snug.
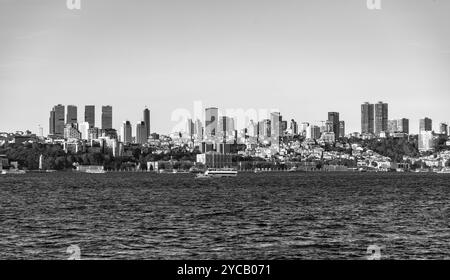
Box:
[1,169,26,175]
[196,168,238,178]
[436,168,450,174]
[85,169,106,174]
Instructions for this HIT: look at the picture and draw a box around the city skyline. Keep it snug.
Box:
[1,0,450,134]
[37,101,450,140]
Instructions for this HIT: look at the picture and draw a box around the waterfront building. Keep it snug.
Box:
[102,106,113,130]
[375,102,388,135]
[66,105,77,125]
[361,102,374,134]
[196,152,233,168]
[84,105,95,128]
[420,117,433,132]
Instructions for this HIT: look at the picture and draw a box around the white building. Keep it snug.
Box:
[419,131,435,152]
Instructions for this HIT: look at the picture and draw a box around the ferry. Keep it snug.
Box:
[196,168,238,178]
[1,169,26,175]
[76,165,106,174]
[436,168,450,174]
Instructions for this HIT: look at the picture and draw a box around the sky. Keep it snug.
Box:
[0,0,449,135]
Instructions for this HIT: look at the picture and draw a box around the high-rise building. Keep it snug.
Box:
[270,112,282,138]
[388,119,409,134]
[205,107,218,138]
[322,120,333,133]
[85,105,95,128]
[398,118,409,134]
[49,110,55,135]
[374,102,388,135]
[247,120,258,138]
[440,123,448,136]
[339,121,345,138]
[361,102,374,134]
[121,121,132,144]
[50,104,65,136]
[194,119,203,140]
[281,120,288,133]
[66,105,77,125]
[290,119,298,135]
[185,119,195,138]
[135,121,147,144]
[258,119,271,139]
[328,112,340,139]
[306,125,321,140]
[143,107,150,139]
[102,106,113,130]
[419,118,433,132]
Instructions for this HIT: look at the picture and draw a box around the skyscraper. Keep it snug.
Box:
[339,121,345,138]
[194,119,203,140]
[205,107,218,138]
[50,104,65,136]
[102,106,113,130]
[420,118,433,132]
[49,110,55,135]
[361,102,374,134]
[306,125,321,140]
[258,119,271,139]
[121,121,132,144]
[440,123,448,136]
[85,105,95,128]
[290,119,298,135]
[135,121,147,144]
[398,118,409,134]
[66,105,77,125]
[328,112,340,139]
[375,102,388,135]
[143,107,150,139]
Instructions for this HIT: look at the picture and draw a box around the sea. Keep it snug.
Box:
[0,172,449,260]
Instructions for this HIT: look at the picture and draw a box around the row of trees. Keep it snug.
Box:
[0,143,201,171]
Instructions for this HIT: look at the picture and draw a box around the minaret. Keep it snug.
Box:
[39,154,43,170]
